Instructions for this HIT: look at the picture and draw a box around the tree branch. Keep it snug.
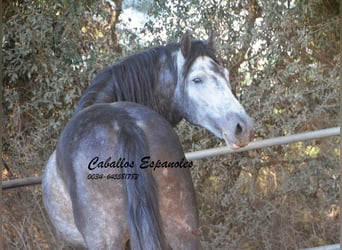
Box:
[229,0,262,81]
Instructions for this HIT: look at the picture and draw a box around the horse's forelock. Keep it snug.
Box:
[182,40,218,77]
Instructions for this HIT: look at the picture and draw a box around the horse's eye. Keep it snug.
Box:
[192,78,202,84]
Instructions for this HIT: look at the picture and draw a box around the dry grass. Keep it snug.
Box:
[2,187,58,249]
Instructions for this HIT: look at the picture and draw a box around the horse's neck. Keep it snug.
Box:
[74,48,182,126]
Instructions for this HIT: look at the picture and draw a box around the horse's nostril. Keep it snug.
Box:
[235,123,243,136]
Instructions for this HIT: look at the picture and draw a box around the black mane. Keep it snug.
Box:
[75,43,178,113]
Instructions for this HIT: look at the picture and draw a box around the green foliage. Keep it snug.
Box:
[3,0,121,163]
[2,0,340,249]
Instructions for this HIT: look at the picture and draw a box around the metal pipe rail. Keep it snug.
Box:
[186,126,340,160]
[300,244,340,250]
[2,127,340,190]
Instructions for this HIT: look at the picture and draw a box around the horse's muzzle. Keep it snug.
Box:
[222,113,254,149]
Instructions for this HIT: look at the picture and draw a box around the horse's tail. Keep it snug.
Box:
[117,121,168,250]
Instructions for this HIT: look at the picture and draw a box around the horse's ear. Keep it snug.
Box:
[181,31,191,57]
[208,30,216,49]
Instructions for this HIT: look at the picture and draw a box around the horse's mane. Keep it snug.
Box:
[75,43,179,113]
[112,43,181,105]
[74,40,217,117]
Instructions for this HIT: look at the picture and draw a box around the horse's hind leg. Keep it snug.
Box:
[70,176,129,250]
[42,151,86,248]
[75,205,128,250]
[156,169,203,250]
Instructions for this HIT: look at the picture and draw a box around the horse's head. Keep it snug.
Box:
[175,31,254,149]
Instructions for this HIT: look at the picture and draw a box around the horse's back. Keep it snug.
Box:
[57,102,185,181]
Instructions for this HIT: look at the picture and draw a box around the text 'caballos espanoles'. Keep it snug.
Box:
[88,156,193,171]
